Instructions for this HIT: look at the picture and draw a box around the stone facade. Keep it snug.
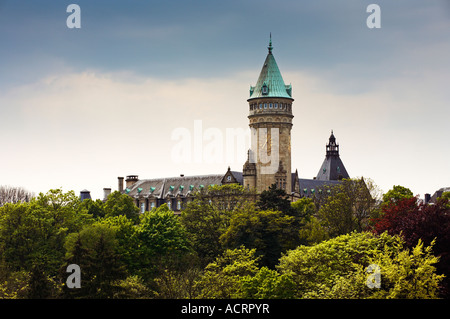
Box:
[245,100,294,193]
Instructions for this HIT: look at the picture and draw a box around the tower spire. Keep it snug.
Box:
[268,32,273,54]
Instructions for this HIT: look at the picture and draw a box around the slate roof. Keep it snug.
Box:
[316,131,350,181]
[298,178,342,197]
[124,171,243,198]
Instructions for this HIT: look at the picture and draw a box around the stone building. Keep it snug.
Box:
[114,38,351,212]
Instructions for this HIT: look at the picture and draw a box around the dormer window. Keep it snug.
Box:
[262,84,268,95]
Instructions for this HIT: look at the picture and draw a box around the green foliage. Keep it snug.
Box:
[291,197,317,220]
[0,189,93,274]
[181,199,229,266]
[317,192,358,237]
[0,183,446,299]
[134,204,191,280]
[257,183,294,215]
[94,215,139,273]
[220,203,301,268]
[136,204,190,256]
[239,267,296,299]
[316,178,379,237]
[367,239,443,298]
[112,275,152,299]
[63,224,128,298]
[382,185,414,207]
[180,184,253,266]
[195,246,260,299]
[80,198,106,218]
[298,216,330,245]
[277,231,443,299]
[277,232,396,297]
[440,192,450,209]
[103,191,139,222]
[152,252,202,299]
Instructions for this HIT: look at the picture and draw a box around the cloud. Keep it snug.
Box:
[0,70,254,198]
[0,54,448,200]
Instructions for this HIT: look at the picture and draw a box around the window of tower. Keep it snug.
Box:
[275,103,278,109]
[259,103,262,109]
[269,103,273,109]
[264,103,267,109]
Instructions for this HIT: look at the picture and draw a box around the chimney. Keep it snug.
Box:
[126,175,139,188]
[118,177,124,192]
[180,174,184,177]
[103,188,112,201]
[80,189,91,201]
[424,193,431,204]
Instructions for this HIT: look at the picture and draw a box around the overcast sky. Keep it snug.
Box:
[0,0,449,200]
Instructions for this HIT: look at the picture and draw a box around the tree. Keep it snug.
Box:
[64,224,127,298]
[180,184,252,266]
[291,197,317,220]
[134,204,191,281]
[382,185,414,207]
[181,198,228,266]
[0,189,93,274]
[26,263,59,299]
[80,198,106,218]
[440,192,450,208]
[316,178,380,237]
[298,216,330,245]
[153,252,202,299]
[317,239,443,299]
[220,203,301,268]
[257,184,294,216]
[112,275,152,299]
[0,186,34,207]
[94,215,139,275]
[195,246,260,299]
[277,231,443,299]
[239,267,296,299]
[103,191,139,223]
[89,234,128,298]
[61,235,91,298]
[371,196,450,298]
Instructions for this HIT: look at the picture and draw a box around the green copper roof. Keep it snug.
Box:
[249,39,292,100]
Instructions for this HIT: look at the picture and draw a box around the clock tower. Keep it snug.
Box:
[243,36,294,193]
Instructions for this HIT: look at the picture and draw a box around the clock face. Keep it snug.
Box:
[227,175,232,181]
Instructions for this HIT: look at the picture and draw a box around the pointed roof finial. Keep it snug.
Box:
[268,32,273,54]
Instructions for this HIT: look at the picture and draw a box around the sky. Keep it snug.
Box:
[0,0,449,200]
